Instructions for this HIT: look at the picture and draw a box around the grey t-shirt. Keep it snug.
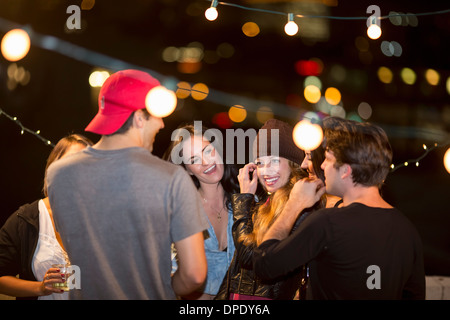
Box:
[47,146,209,299]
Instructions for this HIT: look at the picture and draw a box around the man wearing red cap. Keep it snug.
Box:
[46,69,209,299]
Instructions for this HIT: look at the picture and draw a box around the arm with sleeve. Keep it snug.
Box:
[253,211,329,280]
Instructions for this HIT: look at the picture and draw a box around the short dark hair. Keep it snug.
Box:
[323,117,393,187]
[107,108,151,136]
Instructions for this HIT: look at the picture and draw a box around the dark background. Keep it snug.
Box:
[0,1,449,275]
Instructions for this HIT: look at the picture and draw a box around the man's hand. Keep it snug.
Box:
[289,177,326,210]
[261,178,326,243]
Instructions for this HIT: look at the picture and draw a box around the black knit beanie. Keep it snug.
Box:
[253,119,305,164]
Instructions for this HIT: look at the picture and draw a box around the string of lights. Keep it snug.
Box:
[0,108,55,147]
[206,1,450,21]
[390,142,450,173]
[1,13,449,172]
[205,1,450,38]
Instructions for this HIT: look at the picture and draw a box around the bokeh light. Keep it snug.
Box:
[293,120,323,151]
[175,81,191,99]
[388,11,418,27]
[304,76,322,90]
[324,87,341,105]
[444,148,450,174]
[191,83,209,100]
[330,105,346,118]
[357,102,372,120]
[302,111,320,124]
[162,46,180,62]
[446,77,450,95]
[228,105,247,123]
[216,42,234,58]
[329,64,346,83]
[295,60,322,76]
[212,112,232,129]
[400,67,416,85]
[355,36,369,52]
[381,41,402,57]
[89,70,110,87]
[81,0,95,10]
[304,85,321,104]
[145,86,177,118]
[256,106,274,124]
[425,69,440,86]
[242,22,260,37]
[377,66,393,84]
[1,29,31,61]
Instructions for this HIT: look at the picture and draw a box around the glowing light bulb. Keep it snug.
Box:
[89,70,110,87]
[145,86,177,118]
[1,29,31,61]
[293,120,323,151]
[444,148,450,174]
[367,24,382,40]
[205,8,218,21]
[284,13,298,36]
[205,0,219,21]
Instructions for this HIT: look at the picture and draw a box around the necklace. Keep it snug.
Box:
[202,197,224,222]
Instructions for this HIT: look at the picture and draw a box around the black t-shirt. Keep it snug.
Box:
[254,203,425,299]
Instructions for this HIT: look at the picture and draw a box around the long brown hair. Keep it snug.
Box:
[163,123,239,209]
[239,160,308,246]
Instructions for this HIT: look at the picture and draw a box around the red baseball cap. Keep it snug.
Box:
[85,69,160,135]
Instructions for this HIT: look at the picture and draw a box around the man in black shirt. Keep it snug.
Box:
[253,117,425,299]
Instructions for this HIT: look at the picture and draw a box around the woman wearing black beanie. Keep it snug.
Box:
[216,119,321,300]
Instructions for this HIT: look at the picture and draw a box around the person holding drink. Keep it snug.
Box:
[0,134,92,299]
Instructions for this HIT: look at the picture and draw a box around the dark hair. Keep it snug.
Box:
[310,144,325,183]
[43,133,93,196]
[107,108,151,136]
[163,123,239,208]
[323,117,393,187]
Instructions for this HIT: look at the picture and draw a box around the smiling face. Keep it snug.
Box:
[182,135,225,186]
[255,156,291,193]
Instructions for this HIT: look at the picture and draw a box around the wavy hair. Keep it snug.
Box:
[239,160,308,246]
[163,123,239,208]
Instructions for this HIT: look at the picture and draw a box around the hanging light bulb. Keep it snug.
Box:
[367,23,382,39]
[205,0,219,21]
[1,29,31,61]
[444,147,450,174]
[145,86,177,118]
[284,13,298,36]
[366,6,381,40]
[293,120,323,151]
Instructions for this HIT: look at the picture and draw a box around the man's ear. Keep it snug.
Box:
[133,110,145,128]
[340,163,352,180]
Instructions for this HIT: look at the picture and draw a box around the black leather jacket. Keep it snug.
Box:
[215,193,310,300]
